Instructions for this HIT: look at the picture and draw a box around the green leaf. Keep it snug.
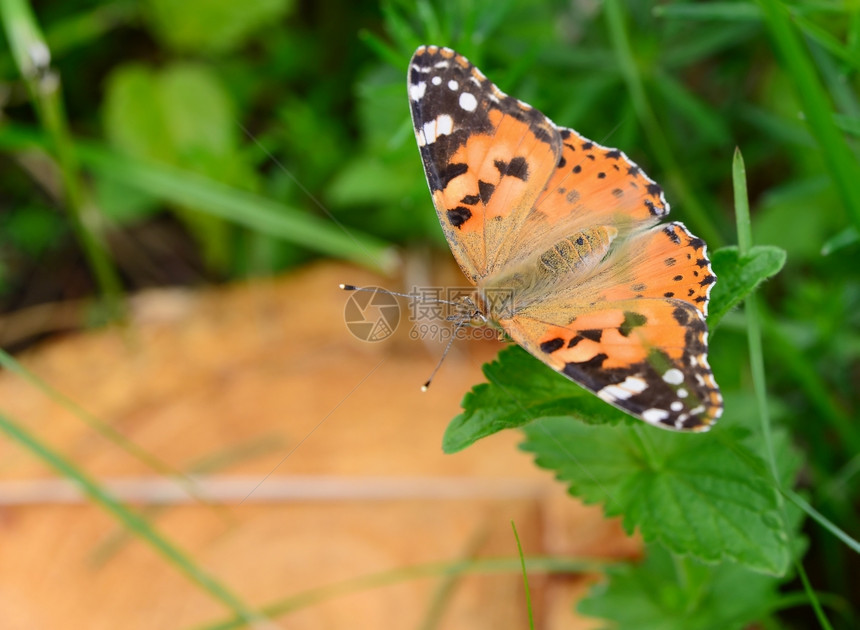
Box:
[821,226,859,256]
[708,245,786,328]
[102,62,257,268]
[520,419,791,574]
[577,544,781,630]
[146,0,294,54]
[442,346,627,454]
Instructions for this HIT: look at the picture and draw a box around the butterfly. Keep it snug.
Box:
[407,45,722,431]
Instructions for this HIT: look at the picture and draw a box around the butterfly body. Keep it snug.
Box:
[409,45,722,431]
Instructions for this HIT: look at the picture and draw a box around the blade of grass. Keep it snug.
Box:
[0,410,266,626]
[1,0,124,321]
[783,488,860,556]
[734,148,834,630]
[0,348,215,508]
[418,525,485,630]
[653,2,762,20]
[0,124,399,274]
[191,555,600,630]
[512,521,535,630]
[833,114,860,137]
[80,143,400,274]
[603,0,724,248]
[793,12,860,74]
[757,0,860,233]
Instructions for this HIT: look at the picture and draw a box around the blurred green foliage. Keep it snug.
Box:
[1,0,859,628]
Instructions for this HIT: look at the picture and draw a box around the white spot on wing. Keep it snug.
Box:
[436,114,453,136]
[423,114,453,144]
[642,408,670,424]
[448,79,459,90]
[662,368,684,385]
[598,385,630,402]
[422,119,437,144]
[410,81,426,101]
[459,92,478,112]
[670,401,683,412]
[621,376,648,394]
[677,388,688,398]
[431,76,442,85]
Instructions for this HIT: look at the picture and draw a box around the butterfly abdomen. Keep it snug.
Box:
[538,226,618,276]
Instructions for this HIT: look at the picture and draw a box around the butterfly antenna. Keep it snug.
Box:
[339,284,460,306]
[339,284,419,300]
[422,319,467,392]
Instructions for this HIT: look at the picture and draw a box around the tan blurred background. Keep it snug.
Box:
[0,261,639,629]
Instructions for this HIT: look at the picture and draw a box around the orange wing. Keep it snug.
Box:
[488,221,721,430]
[408,46,561,283]
[495,128,670,269]
[499,298,722,431]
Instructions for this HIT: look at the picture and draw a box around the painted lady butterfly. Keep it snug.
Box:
[408,46,722,431]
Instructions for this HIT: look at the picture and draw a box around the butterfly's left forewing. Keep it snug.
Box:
[408,46,561,283]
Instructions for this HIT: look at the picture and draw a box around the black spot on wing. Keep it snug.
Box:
[581,141,593,150]
[428,162,468,191]
[664,226,682,244]
[579,329,602,342]
[529,124,555,145]
[447,206,472,228]
[647,183,663,197]
[606,149,622,159]
[572,164,582,174]
[494,156,529,180]
[644,199,660,216]
[540,338,565,353]
[460,194,481,205]
[565,352,608,373]
[627,165,640,176]
[478,180,496,203]
[567,335,583,348]
[672,306,691,325]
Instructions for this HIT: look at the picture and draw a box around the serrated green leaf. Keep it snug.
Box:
[442,346,626,454]
[577,544,781,630]
[708,245,786,328]
[520,419,791,574]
